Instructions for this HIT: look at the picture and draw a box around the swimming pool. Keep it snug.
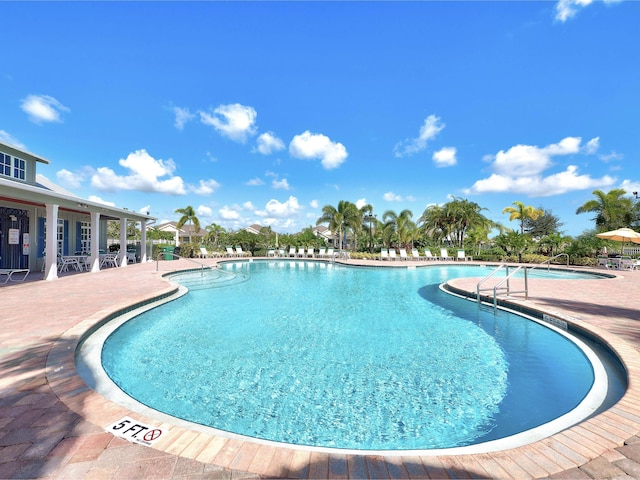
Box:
[85,260,621,453]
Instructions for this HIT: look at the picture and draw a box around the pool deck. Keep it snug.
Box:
[2,257,640,479]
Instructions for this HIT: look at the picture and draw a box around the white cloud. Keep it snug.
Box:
[466,137,616,197]
[555,0,621,22]
[90,149,186,194]
[199,103,257,142]
[197,205,213,217]
[393,114,445,157]
[88,195,116,207]
[219,205,240,220]
[555,0,592,22]
[272,178,290,190]
[432,147,457,167]
[310,199,319,209]
[139,205,151,215]
[383,192,403,202]
[173,106,195,130]
[0,130,25,149]
[243,201,255,210]
[255,132,285,155]
[246,177,265,186]
[583,137,600,154]
[355,198,368,209]
[189,179,220,195]
[600,151,623,162]
[21,94,70,124]
[289,131,348,169]
[255,196,302,218]
[56,169,83,189]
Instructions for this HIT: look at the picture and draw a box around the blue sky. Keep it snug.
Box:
[1,0,638,236]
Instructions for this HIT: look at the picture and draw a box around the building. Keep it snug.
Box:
[0,141,155,280]
[153,221,207,246]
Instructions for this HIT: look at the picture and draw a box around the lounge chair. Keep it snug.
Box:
[457,250,472,261]
[424,250,438,261]
[380,248,389,261]
[288,247,297,257]
[306,247,315,258]
[199,247,210,258]
[267,249,276,257]
[399,248,408,261]
[0,268,30,284]
[389,249,397,261]
[297,246,306,258]
[225,246,237,257]
[620,256,637,270]
[411,249,423,261]
[440,248,453,261]
[317,247,326,258]
[326,248,335,258]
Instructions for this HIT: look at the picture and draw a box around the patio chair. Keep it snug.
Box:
[399,248,409,261]
[289,247,297,257]
[424,250,438,261]
[440,248,453,261]
[389,249,397,261]
[326,248,335,258]
[411,249,423,261]
[297,246,306,257]
[0,269,30,284]
[267,248,276,257]
[457,250,472,261]
[225,246,237,257]
[236,246,249,257]
[380,248,389,261]
[317,247,326,258]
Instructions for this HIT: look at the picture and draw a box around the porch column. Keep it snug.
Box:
[140,220,148,263]
[44,203,59,281]
[89,211,101,272]
[119,217,128,266]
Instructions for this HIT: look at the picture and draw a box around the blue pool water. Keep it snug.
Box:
[101,261,598,450]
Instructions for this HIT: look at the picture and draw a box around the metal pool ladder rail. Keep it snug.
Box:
[476,264,529,310]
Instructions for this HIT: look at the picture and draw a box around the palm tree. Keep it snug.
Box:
[382,209,415,248]
[316,200,360,254]
[419,198,493,248]
[576,189,634,232]
[175,205,201,243]
[204,223,226,247]
[502,201,544,234]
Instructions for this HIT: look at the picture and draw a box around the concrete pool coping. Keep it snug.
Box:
[3,257,640,478]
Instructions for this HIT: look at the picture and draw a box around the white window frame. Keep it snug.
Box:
[13,156,25,180]
[80,221,91,253]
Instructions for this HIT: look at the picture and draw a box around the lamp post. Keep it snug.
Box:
[365,214,376,253]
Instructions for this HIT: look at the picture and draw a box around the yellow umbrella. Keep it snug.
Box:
[596,228,640,253]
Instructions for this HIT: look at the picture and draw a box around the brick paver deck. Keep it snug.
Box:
[2,258,640,479]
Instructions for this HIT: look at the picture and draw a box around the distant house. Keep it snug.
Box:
[0,141,155,280]
[244,223,263,235]
[154,221,207,246]
[312,225,334,245]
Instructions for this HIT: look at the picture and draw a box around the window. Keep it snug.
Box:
[57,219,64,256]
[80,222,91,253]
[0,152,10,176]
[0,151,27,180]
[13,157,25,180]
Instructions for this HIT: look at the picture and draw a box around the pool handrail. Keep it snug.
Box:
[477,264,529,310]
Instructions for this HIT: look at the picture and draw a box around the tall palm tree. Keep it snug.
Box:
[576,189,634,232]
[175,205,201,243]
[502,201,544,234]
[316,200,360,254]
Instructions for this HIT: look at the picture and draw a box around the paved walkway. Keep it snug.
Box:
[1,258,640,479]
